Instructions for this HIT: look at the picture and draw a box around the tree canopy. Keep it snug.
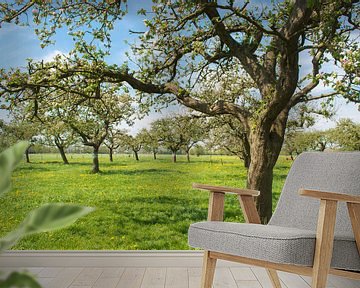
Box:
[0,0,359,222]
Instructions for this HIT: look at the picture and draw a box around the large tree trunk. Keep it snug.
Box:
[243,152,250,169]
[92,146,100,173]
[134,150,139,161]
[172,151,177,163]
[57,145,69,164]
[243,137,251,169]
[54,136,69,164]
[25,147,30,163]
[153,149,157,160]
[247,150,274,224]
[109,147,113,162]
[186,150,190,162]
[247,111,288,224]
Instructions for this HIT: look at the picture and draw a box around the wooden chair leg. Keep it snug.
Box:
[347,202,360,254]
[266,269,282,288]
[311,200,337,288]
[201,251,217,288]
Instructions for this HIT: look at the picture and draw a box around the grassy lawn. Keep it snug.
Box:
[0,153,291,250]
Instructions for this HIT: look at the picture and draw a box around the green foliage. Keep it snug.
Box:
[283,118,360,157]
[0,0,358,224]
[0,272,41,288]
[0,153,290,250]
[330,119,360,151]
[0,204,94,251]
[0,144,93,286]
[207,116,250,166]
[0,142,28,195]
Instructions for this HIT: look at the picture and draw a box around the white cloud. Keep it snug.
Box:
[36,50,67,63]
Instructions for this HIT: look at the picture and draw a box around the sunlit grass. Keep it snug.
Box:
[0,153,292,250]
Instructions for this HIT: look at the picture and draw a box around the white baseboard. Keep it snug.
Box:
[0,250,247,268]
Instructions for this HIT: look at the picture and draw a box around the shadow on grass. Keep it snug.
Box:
[114,195,208,225]
[101,168,185,176]
[17,165,53,172]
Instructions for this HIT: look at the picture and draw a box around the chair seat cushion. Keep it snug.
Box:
[188,221,360,272]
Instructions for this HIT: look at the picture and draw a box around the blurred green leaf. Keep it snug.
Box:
[0,271,41,288]
[0,204,94,251]
[0,228,23,251]
[0,141,29,196]
[21,204,94,234]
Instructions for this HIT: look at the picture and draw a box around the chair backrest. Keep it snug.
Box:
[269,152,360,239]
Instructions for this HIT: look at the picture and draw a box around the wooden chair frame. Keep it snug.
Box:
[192,183,360,288]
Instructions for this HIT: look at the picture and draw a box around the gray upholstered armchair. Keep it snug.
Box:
[188,152,360,288]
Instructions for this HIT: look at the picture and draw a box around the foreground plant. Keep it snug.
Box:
[0,142,94,288]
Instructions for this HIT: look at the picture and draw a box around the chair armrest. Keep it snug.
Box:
[192,183,260,197]
[299,189,360,204]
[193,183,261,224]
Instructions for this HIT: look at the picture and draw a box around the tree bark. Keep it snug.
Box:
[109,147,113,162]
[57,145,69,164]
[54,137,69,164]
[247,111,288,223]
[25,147,30,163]
[243,136,251,169]
[186,150,190,162]
[153,150,157,160]
[243,152,250,169]
[134,150,139,161]
[247,156,274,224]
[92,146,100,173]
[172,151,177,163]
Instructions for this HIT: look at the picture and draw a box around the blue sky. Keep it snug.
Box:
[0,1,358,133]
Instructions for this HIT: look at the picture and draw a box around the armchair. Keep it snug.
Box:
[188,152,360,288]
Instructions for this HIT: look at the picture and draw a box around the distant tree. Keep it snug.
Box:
[151,117,187,163]
[104,126,125,162]
[63,92,132,173]
[0,118,38,163]
[139,128,159,160]
[0,120,12,151]
[179,116,205,162]
[120,132,143,161]
[0,103,40,162]
[207,116,250,168]
[330,119,360,151]
[284,129,335,159]
[283,131,311,159]
[40,121,76,165]
[192,144,206,157]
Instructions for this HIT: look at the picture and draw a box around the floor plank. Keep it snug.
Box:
[38,267,63,278]
[166,267,188,288]
[100,267,125,278]
[188,268,201,288]
[230,267,257,281]
[301,275,335,288]
[116,267,146,288]
[46,267,83,288]
[251,267,288,288]
[93,276,121,288]
[236,280,262,288]
[327,275,360,288]
[141,267,166,288]
[213,267,237,288]
[278,271,310,288]
[71,267,103,286]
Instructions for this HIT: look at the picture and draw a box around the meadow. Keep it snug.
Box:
[0,153,291,250]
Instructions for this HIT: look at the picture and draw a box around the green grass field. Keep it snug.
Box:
[0,153,291,250]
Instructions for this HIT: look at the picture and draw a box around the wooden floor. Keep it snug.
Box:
[1,251,359,288]
[2,266,360,288]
